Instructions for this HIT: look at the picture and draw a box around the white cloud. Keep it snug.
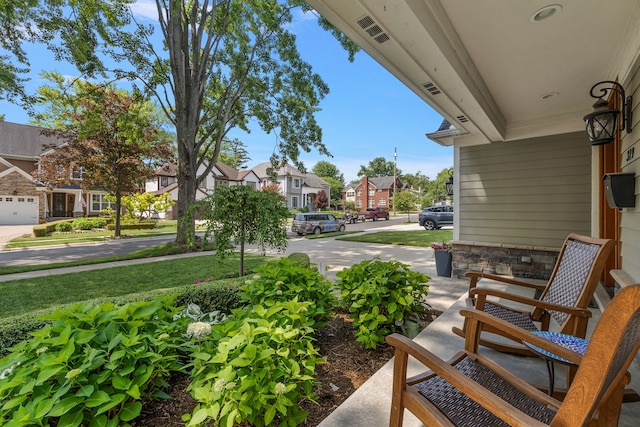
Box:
[129,0,159,21]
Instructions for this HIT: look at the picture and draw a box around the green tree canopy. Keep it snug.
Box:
[321,176,344,209]
[357,157,401,178]
[425,167,454,205]
[393,190,417,222]
[33,83,174,236]
[218,138,251,170]
[312,160,344,184]
[402,171,430,194]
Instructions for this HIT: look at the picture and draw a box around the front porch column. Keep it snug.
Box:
[73,191,84,217]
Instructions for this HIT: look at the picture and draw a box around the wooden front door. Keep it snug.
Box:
[52,193,66,217]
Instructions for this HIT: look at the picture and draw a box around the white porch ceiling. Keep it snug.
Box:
[306,0,640,145]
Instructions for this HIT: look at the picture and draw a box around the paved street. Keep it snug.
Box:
[0,215,424,267]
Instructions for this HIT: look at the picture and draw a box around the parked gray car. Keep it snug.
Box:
[418,205,453,230]
[291,212,346,235]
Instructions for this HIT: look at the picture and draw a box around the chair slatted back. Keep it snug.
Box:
[539,234,614,328]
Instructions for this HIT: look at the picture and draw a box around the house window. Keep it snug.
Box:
[356,200,362,208]
[71,166,84,180]
[368,200,375,208]
[293,178,300,188]
[347,190,355,198]
[368,189,375,197]
[91,194,115,212]
[215,180,229,187]
[357,189,362,196]
[291,196,299,208]
[245,181,256,189]
[378,199,386,206]
[160,176,169,187]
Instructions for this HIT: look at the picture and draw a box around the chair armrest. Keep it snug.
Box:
[470,288,593,319]
[466,272,547,291]
[385,333,552,427]
[460,309,585,365]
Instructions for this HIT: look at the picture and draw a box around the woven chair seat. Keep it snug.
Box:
[417,357,556,427]
[483,302,539,332]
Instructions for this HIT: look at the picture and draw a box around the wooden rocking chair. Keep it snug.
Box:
[452,234,615,355]
[386,284,640,426]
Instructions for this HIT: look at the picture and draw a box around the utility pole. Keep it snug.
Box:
[393,148,397,216]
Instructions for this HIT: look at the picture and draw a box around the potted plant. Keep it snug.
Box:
[431,241,453,277]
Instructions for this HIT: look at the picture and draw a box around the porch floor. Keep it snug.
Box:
[318,276,640,426]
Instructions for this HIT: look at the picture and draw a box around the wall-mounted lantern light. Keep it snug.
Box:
[445,171,454,196]
[12,190,18,196]
[584,80,633,145]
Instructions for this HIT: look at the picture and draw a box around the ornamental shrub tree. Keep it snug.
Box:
[197,185,290,276]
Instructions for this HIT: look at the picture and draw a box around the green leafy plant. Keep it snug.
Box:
[336,258,430,349]
[0,298,184,426]
[55,221,73,232]
[239,258,336,328]
[71,217,107,230]
[183,300,322,427]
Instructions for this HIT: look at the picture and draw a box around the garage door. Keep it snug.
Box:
[0,195,39,225]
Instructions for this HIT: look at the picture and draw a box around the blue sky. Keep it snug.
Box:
[0,3,451,184]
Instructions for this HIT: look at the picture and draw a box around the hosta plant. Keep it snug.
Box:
[239,257,336,328]
[0,298,184,427]
[336,258,430,349]
[183,300,322,427]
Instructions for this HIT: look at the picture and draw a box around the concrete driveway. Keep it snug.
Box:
[0,224,35,249]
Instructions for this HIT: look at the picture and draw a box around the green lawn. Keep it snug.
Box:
[0,223,452,317]
[0,243,209,276]
[0,253,276,318]
[337,229,453,247]
[5,221,186,248]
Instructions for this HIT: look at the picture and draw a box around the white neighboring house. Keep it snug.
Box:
[250,162,331,210]
[145,162,262,219]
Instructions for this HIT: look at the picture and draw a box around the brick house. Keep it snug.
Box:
[348,176,403,209]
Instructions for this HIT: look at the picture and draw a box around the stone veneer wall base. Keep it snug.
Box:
[452,241,561,280]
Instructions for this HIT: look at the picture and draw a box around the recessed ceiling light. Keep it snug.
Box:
[541,92,559,100]
[530,5,562,23]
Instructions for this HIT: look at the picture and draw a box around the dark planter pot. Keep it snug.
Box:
[434,251,452,277]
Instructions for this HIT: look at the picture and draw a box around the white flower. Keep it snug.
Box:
[276,290,283,296]
[214,378,226,393]
[274,382,286,394]
[0,367,13,380]
[225,381,236,390]
[36,346,48,355]
[275,281,285,286]
[186,322,212,339]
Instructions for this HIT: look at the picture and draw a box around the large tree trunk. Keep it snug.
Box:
[167,1,210,247]
[175,126,198,246]
[114,191,122,237]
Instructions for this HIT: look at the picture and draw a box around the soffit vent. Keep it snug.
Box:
[456,115,469,123]
[356,15,390,44]
[422,82,441,96]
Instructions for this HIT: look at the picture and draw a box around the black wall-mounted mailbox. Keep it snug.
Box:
[603,173,636,209]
